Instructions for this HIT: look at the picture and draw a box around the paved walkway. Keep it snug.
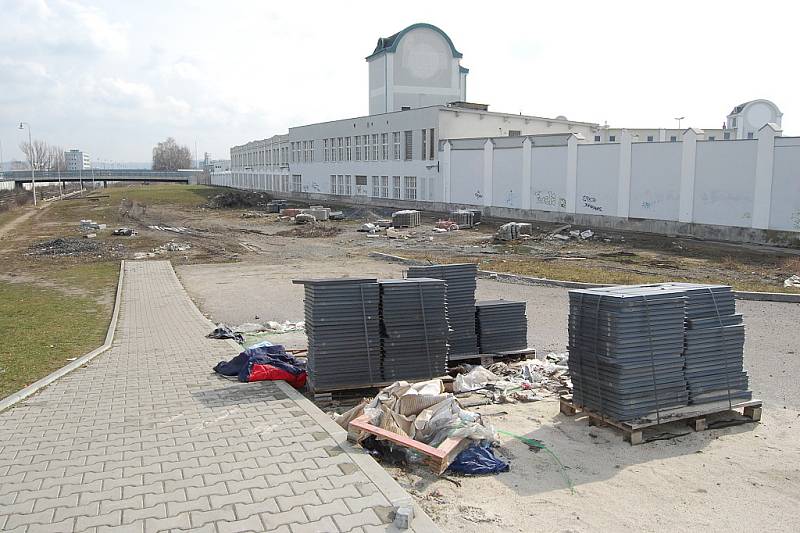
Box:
[0,261,437,533]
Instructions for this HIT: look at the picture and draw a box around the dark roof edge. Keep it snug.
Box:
[366,23,463,61]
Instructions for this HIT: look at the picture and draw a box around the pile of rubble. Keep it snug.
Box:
[452,353,570,404]
[204,190,271,209]
[28,237,102,257]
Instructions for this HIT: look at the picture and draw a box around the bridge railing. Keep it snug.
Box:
[0,169,203,180]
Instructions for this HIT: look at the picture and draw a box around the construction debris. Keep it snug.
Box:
[784,275,800,288]
[449,210,475,229]
[80,219,106,231]
[28,237,101,257]
[112,228,135,236]
[148,225,188,233]
[392,210,421,228]
[359,223,378,233]
[435,220,459,231]
[294,213,316,224]
[495,222,532,241]
[337,379,501,475]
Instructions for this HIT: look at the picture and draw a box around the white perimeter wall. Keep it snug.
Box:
[439,125,799,233]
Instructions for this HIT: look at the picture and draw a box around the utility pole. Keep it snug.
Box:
[18,122,36,206]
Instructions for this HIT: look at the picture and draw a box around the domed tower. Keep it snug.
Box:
[726,99,783,139]
[366,23,468,115]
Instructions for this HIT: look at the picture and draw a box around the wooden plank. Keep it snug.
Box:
[349,413,469,475]
[350,414,446,459]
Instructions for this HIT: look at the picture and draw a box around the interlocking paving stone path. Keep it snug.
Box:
[0,261,438,533]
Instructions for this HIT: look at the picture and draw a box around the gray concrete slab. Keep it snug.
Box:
[0,261,439,533]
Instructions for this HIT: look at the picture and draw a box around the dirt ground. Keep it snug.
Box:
[179,260,800,533]
[5,185,800,531]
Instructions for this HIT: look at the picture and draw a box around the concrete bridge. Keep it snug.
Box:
[0,169,204,188]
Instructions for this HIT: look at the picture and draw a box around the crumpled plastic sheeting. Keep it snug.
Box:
[453,366,499,392]
[207,324,244,344]
[447,443,509,475]
[333,379,497,445]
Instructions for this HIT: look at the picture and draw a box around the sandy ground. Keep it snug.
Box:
[179,256,800,533]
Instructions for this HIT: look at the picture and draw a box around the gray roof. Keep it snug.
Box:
[367,23,463,60]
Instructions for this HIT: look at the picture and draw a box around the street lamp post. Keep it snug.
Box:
[674,116,685,131]
[18,122,36,206]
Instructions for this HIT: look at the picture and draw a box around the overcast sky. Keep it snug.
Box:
[1,0,797,164]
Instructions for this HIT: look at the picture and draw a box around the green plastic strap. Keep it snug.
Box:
[497,429,574,493]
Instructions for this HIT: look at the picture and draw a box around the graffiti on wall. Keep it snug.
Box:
[505,190,515,206]
[582,195,603,212]
[474,190,483,200]
[534,190,566,209]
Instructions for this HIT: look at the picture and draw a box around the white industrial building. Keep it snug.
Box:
[65,149,91,171]
[219,23,796,242]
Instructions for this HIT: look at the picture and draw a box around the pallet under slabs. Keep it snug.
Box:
[559,394,762,445]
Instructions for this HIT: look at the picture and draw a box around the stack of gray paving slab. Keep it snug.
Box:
[665,282,751,406]
[475,300,528,353]
[293,278,381,391]
[379,278,449,381]
[407,263,479,360]
[391,210,421,228]
[568,285,689,421]
[449,210,474,229]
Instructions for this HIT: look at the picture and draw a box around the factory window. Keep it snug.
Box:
[290,143,294,162]
[508,130,521,137]
[364,135,371,161]
[724,132,731,140]
[354,136,361,161]
[421,129,427,160]
[356,175,367,186]
[338,138,344,162]
[291,175,302,192]
[731,117,737,128]
[670,136,677,142]
[708,136,716,141]
[594,135,601,142]
[323,139,329,162]
[429,128,435,160]
[392,176,401,198]
[330,175,336,194]
[381,133,389,160]
[403,176,417,200]
[393,132,401,160]
[609,135,616,142]
[647,136,654,142]
[308,140,313,162]
[371,176,380,197]
[344,175,352,196]
[346,137,352,161]
[747,132,754,139]
[380,176,389,198]
[372,134,379,161]
[404,131,412,161]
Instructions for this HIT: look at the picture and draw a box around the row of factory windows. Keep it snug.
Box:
[289,130,436,164]
[329,174,417,200]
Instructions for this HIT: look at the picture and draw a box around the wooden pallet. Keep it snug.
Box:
[559,394,762,445]
[349,413,469,475]
[308,375,454,402]
[448,347,535,367]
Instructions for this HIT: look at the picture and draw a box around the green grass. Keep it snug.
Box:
[98,184,226,206]
[399,252,800,294]
[0,280,111,399]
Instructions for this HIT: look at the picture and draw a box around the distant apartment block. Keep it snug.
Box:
[65,149,91,171]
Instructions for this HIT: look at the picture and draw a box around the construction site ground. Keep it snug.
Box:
[2,184,800,532]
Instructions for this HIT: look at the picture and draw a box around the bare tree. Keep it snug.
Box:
[49,146,66,172]
[152,137,192,171]
[19,139,53,170]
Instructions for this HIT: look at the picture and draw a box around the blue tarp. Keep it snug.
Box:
[447,443,509,475]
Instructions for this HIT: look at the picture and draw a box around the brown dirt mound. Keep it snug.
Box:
[275,224,343,238]
[204,190,272,209]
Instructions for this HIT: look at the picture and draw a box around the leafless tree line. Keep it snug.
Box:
[18,140,67,172]
[152,137,192,171]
